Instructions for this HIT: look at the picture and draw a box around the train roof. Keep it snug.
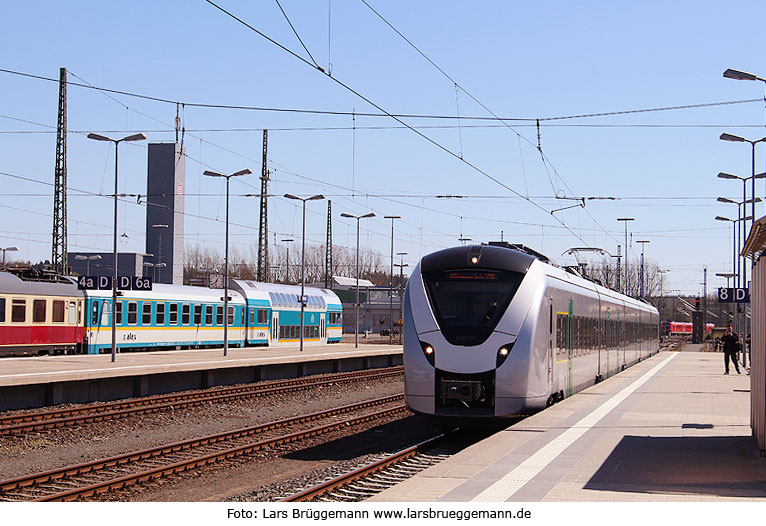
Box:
[417,244,658,316]
[421,244,536,275]
[0,271,82,297]
[233,280,342,304]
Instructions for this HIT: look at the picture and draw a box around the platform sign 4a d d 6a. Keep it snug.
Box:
[718,287,750,303]
[77,275,152,291]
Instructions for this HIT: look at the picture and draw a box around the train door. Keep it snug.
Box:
[271,311,279,346]
[567,299,574,397]
[547,301,553,389]
[320,313,326,343]
[605,307,611,378]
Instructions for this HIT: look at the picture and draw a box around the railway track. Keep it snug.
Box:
[0,394,408,502]
[279,428,495,502]
[0,366,403,436]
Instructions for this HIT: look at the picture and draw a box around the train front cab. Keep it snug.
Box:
[404,246,542,419]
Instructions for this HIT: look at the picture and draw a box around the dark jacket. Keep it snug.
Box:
[720,333,740,354]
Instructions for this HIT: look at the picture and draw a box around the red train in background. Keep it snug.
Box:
[665,321,713,336]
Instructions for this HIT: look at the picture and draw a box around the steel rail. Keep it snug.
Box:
[0,394,406,501]
[0,367,403,435]
[281,433,451,502]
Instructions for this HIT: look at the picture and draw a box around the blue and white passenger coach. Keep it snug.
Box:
[403,243,659,419]
[84,284,247,353]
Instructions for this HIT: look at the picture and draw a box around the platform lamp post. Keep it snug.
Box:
[394,252,408,345]
[716,214,753,341]
[142,262,166,282]
[205,168,252,357]
[716,196,761,289]
[285,194,325,352]
[75,254,101,275]
[1,246,18,269]
[657,269,668,321]
[617,218,634,295]
[340,211,375,348]
[636,240,650,298]
[716,272,736,331]
[87,132,146,363]
[281,238,294,283]
[384,215,401,344]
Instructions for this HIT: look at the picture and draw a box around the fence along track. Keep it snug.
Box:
[0,395,407,502]
[0,367,403,436]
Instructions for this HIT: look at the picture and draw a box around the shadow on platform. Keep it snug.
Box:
[584,435,766,498]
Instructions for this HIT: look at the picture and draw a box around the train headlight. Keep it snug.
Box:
[420,340,435,366]
[496,342,515,368]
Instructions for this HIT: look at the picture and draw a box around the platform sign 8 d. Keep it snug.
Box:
[718,287,750,303]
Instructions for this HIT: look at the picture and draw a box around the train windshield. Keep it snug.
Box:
[423,269,524,346]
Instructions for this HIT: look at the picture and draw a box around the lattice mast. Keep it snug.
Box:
[257,130,270,282]
[52,67,68,274]
[325,200,333,288]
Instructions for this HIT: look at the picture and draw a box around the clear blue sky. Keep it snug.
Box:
[1,1,766,296]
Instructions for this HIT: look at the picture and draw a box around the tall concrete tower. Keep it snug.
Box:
[146,143,185,284]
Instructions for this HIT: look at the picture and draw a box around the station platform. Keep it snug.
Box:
[0,343,402,412]
[372,346,766,502]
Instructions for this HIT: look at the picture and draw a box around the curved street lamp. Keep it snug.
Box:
[204,168,252,356]
[285,194,325,351]
[87,132,146,363]
[341,211,375,348]
[1,246,19,268]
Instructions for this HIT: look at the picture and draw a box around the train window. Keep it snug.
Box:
[51,300,63,323]
[279,325,284,339]
[157,303,166,325]
[69,302,77,324]
[182,304,190,325]
[319,297,325,309]
[11,299,26,323]
[250,308,255,325]
[128,302,138,325]
[194,305,202,326]
[169,303,178,325]
[268,292,275,306]
[422,269,524,346]
[205,305,213,326]
[0,298,4,323]
[228,306,235,325]
[143,303,152,325]
[33,299,46,323]
[241,307,245,324]
[116,301,123,325]
[216,306,223,326]
[101,302,110,325]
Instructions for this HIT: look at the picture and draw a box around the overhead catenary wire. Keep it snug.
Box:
[202,0,597,247]
[0,68,761,123]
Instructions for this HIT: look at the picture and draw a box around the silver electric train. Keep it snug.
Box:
[403,242,659,419]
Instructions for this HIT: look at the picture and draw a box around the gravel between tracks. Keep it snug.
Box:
[0,373,406,483]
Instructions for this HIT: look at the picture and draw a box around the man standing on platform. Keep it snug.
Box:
[720,324,741,374]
